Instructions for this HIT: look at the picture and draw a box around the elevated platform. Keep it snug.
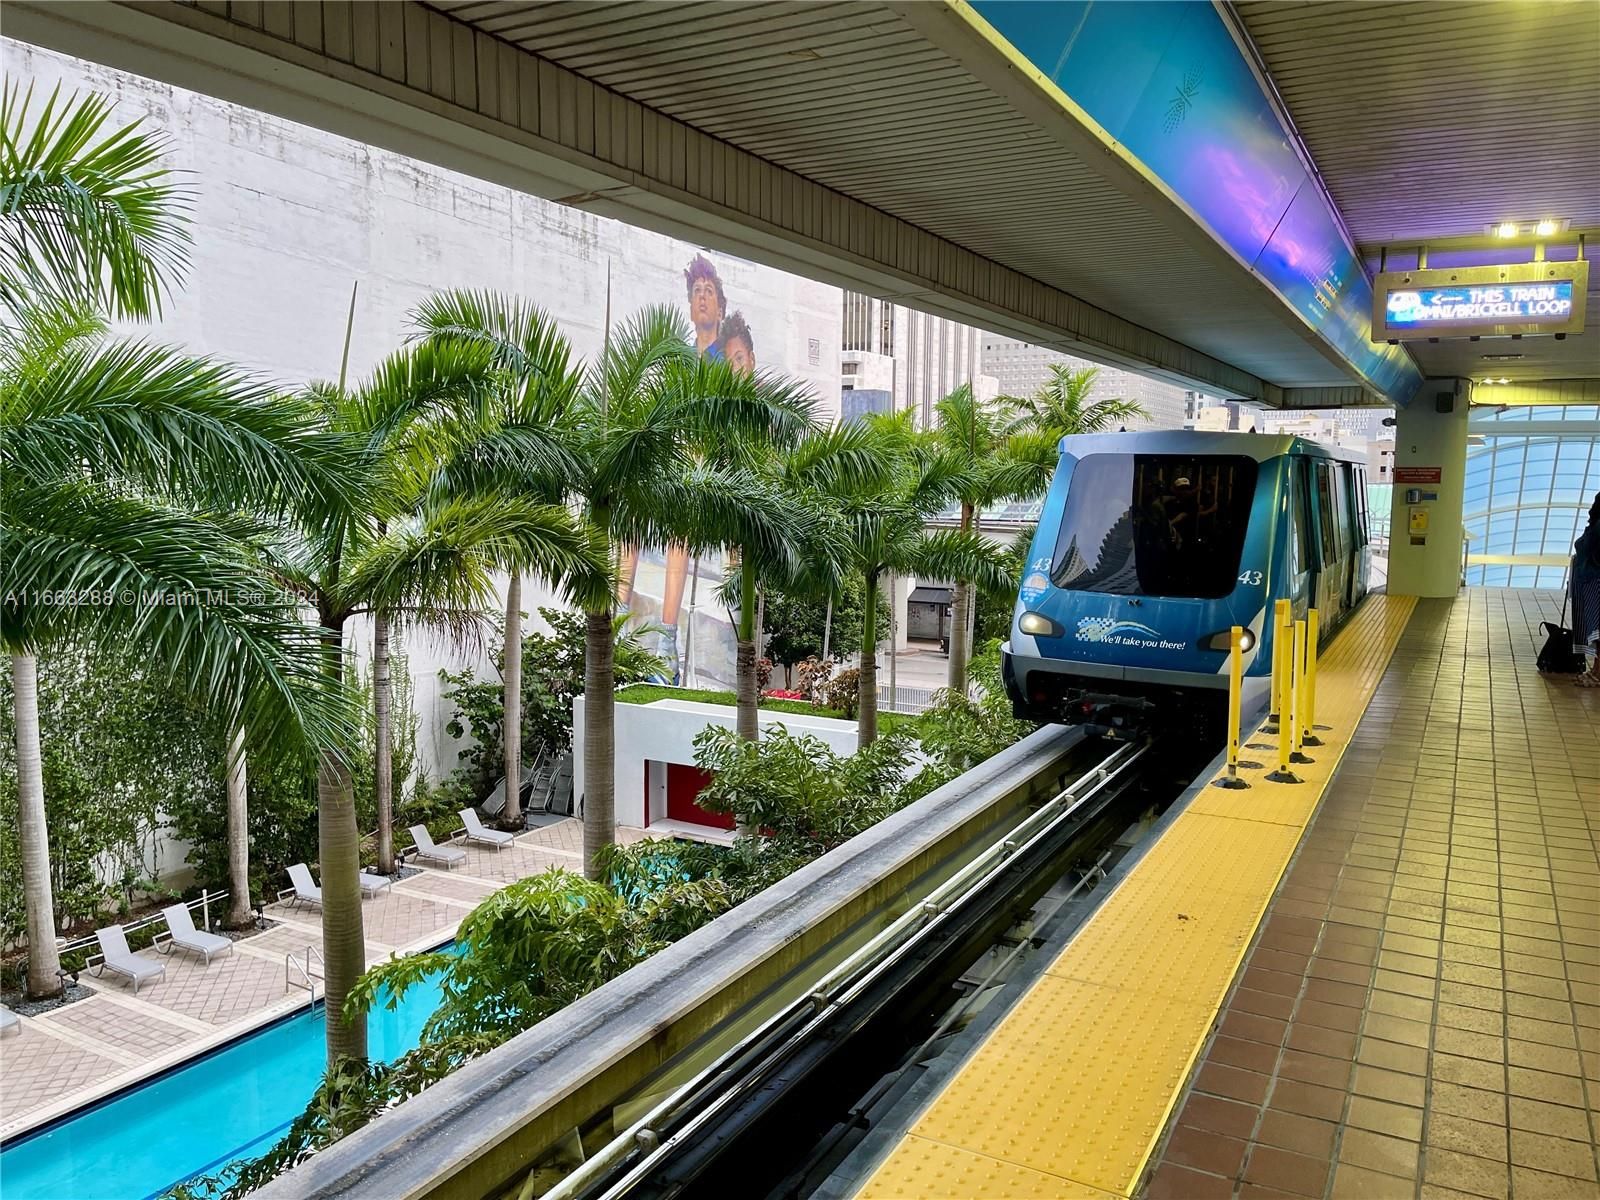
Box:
[853,589,1599,1199]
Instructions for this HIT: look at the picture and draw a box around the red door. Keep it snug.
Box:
[665,762,732,830]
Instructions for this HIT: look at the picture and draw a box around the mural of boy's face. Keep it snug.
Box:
[726,335,755,375]
[690,277,723,332]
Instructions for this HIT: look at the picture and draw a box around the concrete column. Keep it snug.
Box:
[1387,379,1471,598]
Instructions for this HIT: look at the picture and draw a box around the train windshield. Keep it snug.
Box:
[1051,454,1259,598]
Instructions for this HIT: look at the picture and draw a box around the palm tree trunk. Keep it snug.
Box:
[583,606,615,880]
[12,654,62,1000]
[502,573,523,827]
[821,595,833,661]
[224,727,253,929]
[318,745,368,1063]
[857,572,879,745]
[947,501,975,695]
[735,561,759,742]
[373,614,395,874]
[316,609,367,1064]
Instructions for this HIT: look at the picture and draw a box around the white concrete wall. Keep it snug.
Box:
[8,39,844,784]
[572,696,858,827]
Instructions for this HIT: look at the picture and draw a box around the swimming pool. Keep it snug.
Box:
[0,952,452,1200]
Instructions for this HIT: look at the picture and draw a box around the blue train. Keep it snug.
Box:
[1002,431,1373,731]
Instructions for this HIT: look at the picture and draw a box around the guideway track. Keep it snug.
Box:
[551,739,1162,1200]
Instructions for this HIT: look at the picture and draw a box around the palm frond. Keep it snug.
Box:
[408,289,577,392]
[341,336,496,447]
[337,494,610,626]
[1074,396,1148,433]
[0,81,191,317]
[1,477,353,753]
[588,304,693,420]
[906,528,1015,597]
[1,318,358,519]
[658,356,817,454]
[781,421,894,494]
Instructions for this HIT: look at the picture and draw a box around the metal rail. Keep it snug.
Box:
[544,739,1148,1200]
[50,889,233,962]
[285,944,324,1009]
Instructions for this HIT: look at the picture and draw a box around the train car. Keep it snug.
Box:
[1003,430,1372,732]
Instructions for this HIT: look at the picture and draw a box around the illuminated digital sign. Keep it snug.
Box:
[1373,260,1588,341]
[1385,281,1573,330]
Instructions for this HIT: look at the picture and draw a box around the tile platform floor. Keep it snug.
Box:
[1142,589,1599,1200]
[0,818,652,1133]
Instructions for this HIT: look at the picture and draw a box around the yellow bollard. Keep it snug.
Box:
[1290,618,1315,765]
[1302,608,1323,746]
[1213,625,1249,789]
[1265,598,1291,733]
[1266,611,1302,784]
[1267,614,1305,784]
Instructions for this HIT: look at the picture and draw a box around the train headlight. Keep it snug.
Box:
[1018,611,1062,637]
[1204,628,1257,653]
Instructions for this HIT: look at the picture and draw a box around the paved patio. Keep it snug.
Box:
[0,819,643,1136]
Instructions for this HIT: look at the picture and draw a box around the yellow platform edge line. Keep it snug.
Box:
[853,594,1417,1200]
[1120,594,1416,1193]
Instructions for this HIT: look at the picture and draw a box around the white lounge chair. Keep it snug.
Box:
[359,871,394,897]
[91,925,166,995]
[278,863,322,910]
[0,1005,19,1037]
[409,825,466,869]
[460,808,515,851]
[158,904,233,964]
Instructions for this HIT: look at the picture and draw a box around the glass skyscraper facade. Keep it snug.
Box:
[1463,405,1600,589]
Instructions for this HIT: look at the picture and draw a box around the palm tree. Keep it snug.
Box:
[411,297,807,877]
[1019,364,1148,440]
[283,338,603,1063]
[721,422,890,741]
[931,385,1056,696]
[4,87,356,997]
[572,308,809,876]
[408,291,587,831]
[828,413,1014,744]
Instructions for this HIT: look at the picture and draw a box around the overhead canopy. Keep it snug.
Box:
[10,1,1591,403]
[1234,0,1600,391]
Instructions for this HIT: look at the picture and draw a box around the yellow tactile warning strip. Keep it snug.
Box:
[855,594,1418,1199]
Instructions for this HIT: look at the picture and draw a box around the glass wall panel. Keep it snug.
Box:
[1462,405,1600,589]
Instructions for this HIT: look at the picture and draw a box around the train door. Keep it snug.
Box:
[1313,461,1344,623]
[1334,464,1353,619]
[1289,457,1315,614]
[1352,465,1371,599]
[1339,462,1360,609]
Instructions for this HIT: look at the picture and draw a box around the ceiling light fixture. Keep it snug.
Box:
[1481,353,1524,361]
[1499,377,1511,385]
[1534,220,1557,237]
[1495,222,1519,238]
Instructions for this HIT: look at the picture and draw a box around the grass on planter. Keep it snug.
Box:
[615,684,918,733]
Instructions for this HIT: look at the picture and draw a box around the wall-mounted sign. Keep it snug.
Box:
[1372,259,1588,341]
[1393,466,1442,484]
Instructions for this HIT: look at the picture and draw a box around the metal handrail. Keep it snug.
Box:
[285,944,324,1006]
[52,889,233,960]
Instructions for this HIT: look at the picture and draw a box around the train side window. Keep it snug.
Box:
[1315,464,1337,564]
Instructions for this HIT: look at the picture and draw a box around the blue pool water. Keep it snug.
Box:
[0,952,453,1200]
